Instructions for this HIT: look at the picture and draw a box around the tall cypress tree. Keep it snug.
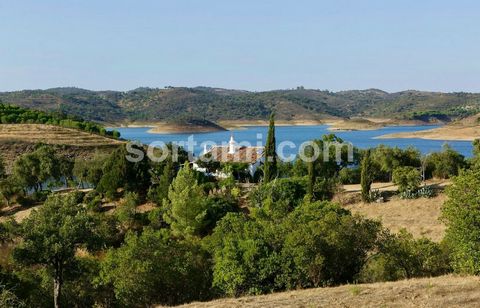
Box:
[263,113,277,182]
[306,143,316,199]
[360,149,374,202]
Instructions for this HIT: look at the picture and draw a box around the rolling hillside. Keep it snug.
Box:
[1,87,479,124]
[0,124,123,170]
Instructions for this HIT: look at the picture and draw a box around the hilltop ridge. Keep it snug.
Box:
[0,87,479,125]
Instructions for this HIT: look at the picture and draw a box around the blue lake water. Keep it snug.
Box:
[113,125,474,158]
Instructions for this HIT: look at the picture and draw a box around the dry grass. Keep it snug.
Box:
[344,193,446,242]
[376,117,480,141]
[327,118,385,131]
[0,124,123,171]
[326,117,425,132]
[174,275,480,308]
[218,119,325,129]
[338,180,448,242]
[0,124,123,146]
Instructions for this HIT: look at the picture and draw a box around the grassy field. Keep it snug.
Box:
[338,180,449,242]
[174,275,480,308]
[344,193,446,242]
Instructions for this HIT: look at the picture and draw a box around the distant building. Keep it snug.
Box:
[195,134,264,177]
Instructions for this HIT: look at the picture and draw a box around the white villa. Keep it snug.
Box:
[194,135,264,177]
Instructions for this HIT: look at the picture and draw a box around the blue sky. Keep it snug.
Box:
[0,0,479,92]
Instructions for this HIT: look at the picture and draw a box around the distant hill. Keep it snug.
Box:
[1,87,479,124]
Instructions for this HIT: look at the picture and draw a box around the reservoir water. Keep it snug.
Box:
[113,125,474,158]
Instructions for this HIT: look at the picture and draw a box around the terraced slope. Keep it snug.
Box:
[0,124,123,147]
[0,124,123,170]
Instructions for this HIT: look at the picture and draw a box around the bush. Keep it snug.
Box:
[249,177,307,218]
[116,192,139,230]
[428,145,466,179]
[98,228,212,306]
[369,189,383,202]
[399,185,436,200]
[83,191,103,212]
[208,202,382,296]
[392,166,421,193]
[360,229,451,282]
[442,169,480,274]
[338,167,361,185]
[399,190,418,199]
[416,185,436,198]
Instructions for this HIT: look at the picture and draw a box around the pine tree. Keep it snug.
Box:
[263,113,277,182]
[162,163,207,237]
[360,149,374,202]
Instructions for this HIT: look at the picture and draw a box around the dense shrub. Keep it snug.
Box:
[98,228,212,306]
[249,177,307,218]
[338,167,361,184]
[207,201,382,296]
[428,145,466,179]
[360,230,451,282]
[442,169,480,274]
[392,166,421,193]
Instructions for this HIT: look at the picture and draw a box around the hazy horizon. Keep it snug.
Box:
[1,0,479,92]
[1,85,480,95]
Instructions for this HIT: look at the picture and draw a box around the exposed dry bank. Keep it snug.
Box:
[174,275,480,308]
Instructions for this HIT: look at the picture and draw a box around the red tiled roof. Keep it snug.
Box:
[204,146,264,163]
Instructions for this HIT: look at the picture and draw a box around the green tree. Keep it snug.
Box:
[0,176,22,207]
[249,177,307,220]
[471,139,480,168]
[34,146,61,189]
[148,156,176,205]
[97,145,150,197]
[360,150,374,202]
[280,201,381,288]
[13,193,94,308]
[392,166,421,193]
[208,201,382,296]
[372,145,420,181]
[0,156,6,180]
[207,213,281,296]
[12,145,61,192]
[73,152,108,188]
[306,151,315,199]
[98,228,212,306]
[263,113,277,182]
[116,192,139,231]
[442,169,480,274]
[305,135,352,201]
[360,229,450,282]
[162,163,208,237]
[57,156,74,187]
[13,152,41,192]
[428,144,465,179]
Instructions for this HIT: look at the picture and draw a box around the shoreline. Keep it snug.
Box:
[218,119,326,130]
[376,125,480,141]
[109,118,445,135]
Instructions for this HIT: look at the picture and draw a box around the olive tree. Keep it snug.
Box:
[13,193,94,308]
